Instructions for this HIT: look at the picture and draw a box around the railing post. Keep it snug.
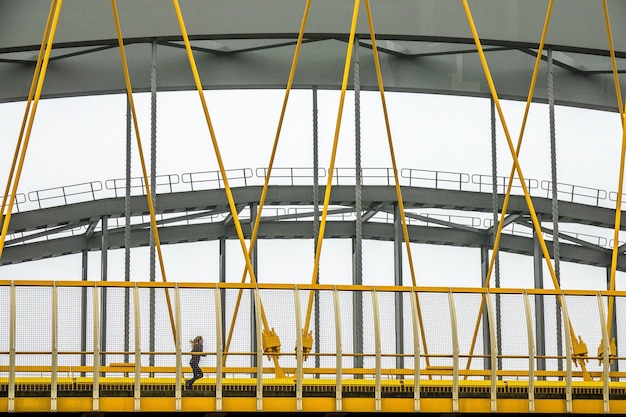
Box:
[174,284,182,412]
[51,283,58,412]
[133,284,141,412]
[597,292,610,414]
[371,289,382,412]
[484,290,497,413]
[560,293,573,413]
[253,286,264,412]
[333,286,343,412]
[8,282,16,413]
[92,285,100,412]
[523,290,535,413]
[294,285,304,412]
[409,288,421,413]
[215,283,223,412]
[448,290,459,413]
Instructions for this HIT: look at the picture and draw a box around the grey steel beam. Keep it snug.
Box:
[2,2,626,112]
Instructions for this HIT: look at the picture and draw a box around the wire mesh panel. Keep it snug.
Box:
[336,289,357,378]
[299,288,338,378]
[376,290,410,374]
[257,288,297,379]
[57,287,87,373]
[563,293,605,378]
[101,286,136,368]
[537,294,566,377]
[14,286,52,380]
[496,293,530,379]
[455,292,487,379]
[0,286,9,377]
[221,286,254,380]
[418,292,453,377]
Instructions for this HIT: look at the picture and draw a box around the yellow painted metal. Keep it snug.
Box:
[461,0,595,381]
[605,0,626,355]
[224,0,313,371]
[466,0,559,369]
[110,0,177,343]
[302,0,361,357]
[170,0,287,377]
[0,0,56,232]
[0,0,63,260]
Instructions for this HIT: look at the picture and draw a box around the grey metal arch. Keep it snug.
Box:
[1,1,626,111]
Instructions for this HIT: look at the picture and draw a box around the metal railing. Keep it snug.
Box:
[1,281,624,413]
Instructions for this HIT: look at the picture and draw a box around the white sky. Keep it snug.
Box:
[0,89,624,292]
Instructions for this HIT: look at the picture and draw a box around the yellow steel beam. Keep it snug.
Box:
[0,0,63,260]
[224,0,313,368]
[170,0,286,377]
[303,0,361,343]
[363,0,431,369]
[604,0,624,352]
[463,0,555,375]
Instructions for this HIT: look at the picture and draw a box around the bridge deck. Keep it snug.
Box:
[3,375,626,414]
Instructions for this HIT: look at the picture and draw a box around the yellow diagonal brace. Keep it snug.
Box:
[224,0,313,364]
[303,0,361,337]
[1,0,56,226]
[603,0,623,120]
[171,0,287,375]
[363,0,430,367]
[604,0,625,341]
[462,0,559,291]
[0,0,63,260]
[111,0,176,343]
[461,0,557,374]
[171,0,257,295]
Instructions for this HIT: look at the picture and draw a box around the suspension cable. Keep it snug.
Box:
[111,0,176,342]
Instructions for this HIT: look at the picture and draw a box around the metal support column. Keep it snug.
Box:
[352,35,364,374]
[490,97,502,372]
[548,47,564,373]
[149,39,158,368]
[533,214,547,373]
[480,246,492,373]
[81,249,88,375]
[124,94,132,364]
[394,203,405,372]
[312,86,321,371]
[100,215,108,366]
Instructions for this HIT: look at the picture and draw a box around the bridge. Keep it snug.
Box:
[3,0,626,415]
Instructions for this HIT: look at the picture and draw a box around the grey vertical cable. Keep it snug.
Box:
[490,97,502,371]
[149,40,158,366]
[352,35,363,373]
[312,86,321,371]
[548,48,564,371]
[124,94,131,363]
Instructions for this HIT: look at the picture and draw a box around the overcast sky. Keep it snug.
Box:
[0,89,623,292]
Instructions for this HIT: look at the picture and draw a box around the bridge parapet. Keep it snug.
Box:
[1,281,625,414]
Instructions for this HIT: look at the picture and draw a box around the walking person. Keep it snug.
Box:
[186,335,204,389]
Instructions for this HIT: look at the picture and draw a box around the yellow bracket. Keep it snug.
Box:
[262,328,281,358]
[571,334,589,368]
[597,337,617,366]
[302,329,313,360]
